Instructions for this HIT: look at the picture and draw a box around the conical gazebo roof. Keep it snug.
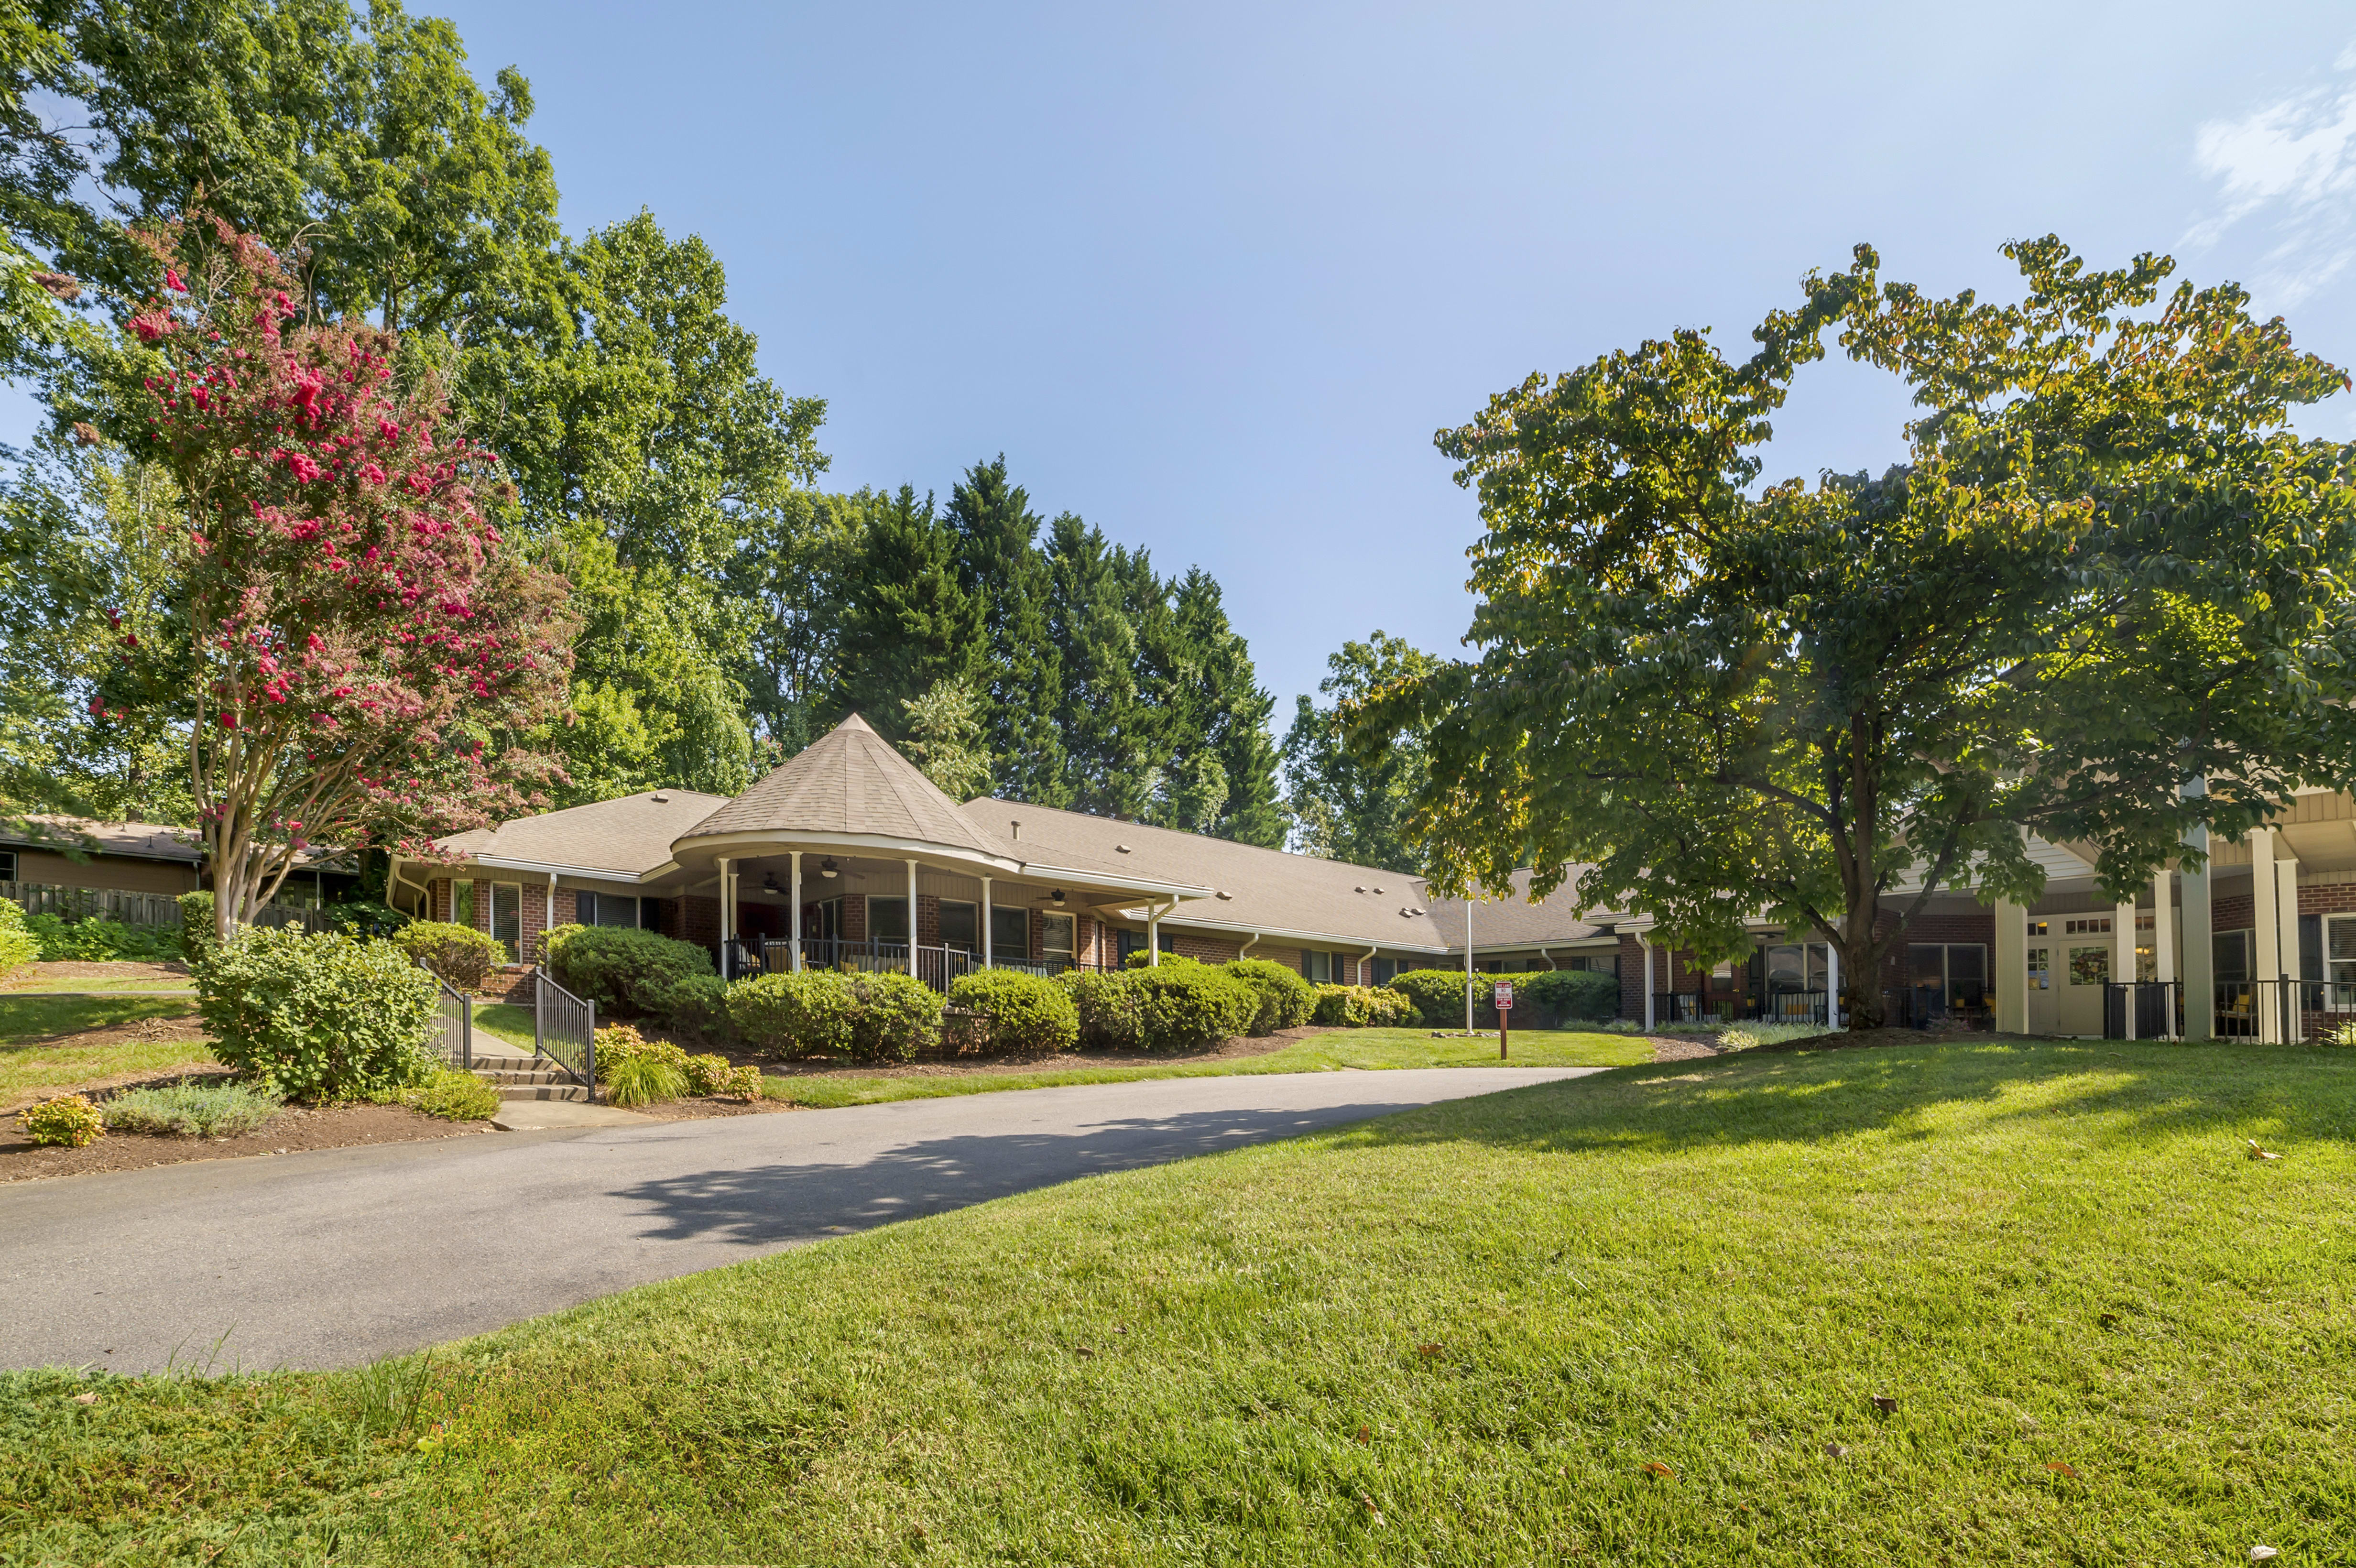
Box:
[675,714,1010,860]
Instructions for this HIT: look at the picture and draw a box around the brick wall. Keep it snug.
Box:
[1170,931,1241,964]
[680,895,721,947]
[1874,906,1997,998]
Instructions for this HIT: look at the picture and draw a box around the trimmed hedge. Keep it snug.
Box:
[393,921,505,991]
[1388,968,1482,1028]
[0,898,36,973]
[196,926,436,1101]
[1063,969,1145,1049]
[1310,983,1415,1028]
[728,972,854,1057]
[26,912,182,963]
[549,925,718,1021]
[1131,964,1256,1051]
[1224,958,1315,1034]
[949,969,1080,1054]
[723,969,942,1061]
[1519,968,1619,1024]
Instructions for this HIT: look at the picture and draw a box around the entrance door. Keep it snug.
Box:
[2024,922,2058,1034]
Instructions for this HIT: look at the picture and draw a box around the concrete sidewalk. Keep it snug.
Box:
[0,1067,1602,1373]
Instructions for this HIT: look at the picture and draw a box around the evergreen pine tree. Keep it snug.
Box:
[830,487,982,731]
[942,457,1067,803]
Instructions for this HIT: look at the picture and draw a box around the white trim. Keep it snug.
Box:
[674,828,1025,876]
[471,853,675,886]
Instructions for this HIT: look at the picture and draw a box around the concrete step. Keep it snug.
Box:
[479,1068,570,1086]
[497,1082,592,1103]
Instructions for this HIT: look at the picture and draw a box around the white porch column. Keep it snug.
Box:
[1640,934,1656,1030]
[981,875,993,968]
[716,856,731,978]
[906,859,920,950]
[1825,936,1843,1030]
[2278,844,2303,1042]
[1996,897,2028,1035]
[2181,822,2214,1039]
[2153,869,2176,1038]
[2252,828,2280,1041]
[789,851,803,972]
[2114,898,2138,1039]
[545,871,557,965]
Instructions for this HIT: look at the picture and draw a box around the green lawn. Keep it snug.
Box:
[770,1025,1650,1107]
[0,977,197,993]
[8,1037,2354,1564]
[0,996,211,1105]
[470,1002,537,1054]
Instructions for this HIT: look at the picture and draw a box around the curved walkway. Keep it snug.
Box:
[0,1067,1601,1373]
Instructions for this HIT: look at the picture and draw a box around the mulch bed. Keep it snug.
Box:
[0,1100,495,1184]
[1,959,194,990]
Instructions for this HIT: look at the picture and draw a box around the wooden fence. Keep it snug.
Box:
[0,880,331,933]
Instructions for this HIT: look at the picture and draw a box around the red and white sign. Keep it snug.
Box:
[1493,981,1514,1010]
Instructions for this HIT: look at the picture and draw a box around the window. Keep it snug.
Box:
[1372,958,1397,985]
[1909,943,1988,1007]
[1567,955,1617,977]
[1042,913,1074,968]
[807,898,843,943]
[0,849,16,881]
[2326,915,2356,999]
[578,892,640,929]
[2026,941,2051,991]
[2214,929,2250,982]
[451,880,475,929]
[868,896,909,945]
[938,900,979,953]
[1307,950,1332,984]
[2068,946,2109,986]
[2063,915,2112,936]
[491,882,521,960]
[1760,942,1829,994]
[993,905,1031,958]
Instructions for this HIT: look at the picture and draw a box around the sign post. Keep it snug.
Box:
[1494,980,1514,1059]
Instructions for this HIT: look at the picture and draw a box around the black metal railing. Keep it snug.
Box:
[534,968,596,1098]
[727,937,1116,992]
[2211,977,2356,1043]
[2102,980,2180,1039]
[1753,989,1830,1026]
[423,964,471,1070]
[1653,991,1736,1024]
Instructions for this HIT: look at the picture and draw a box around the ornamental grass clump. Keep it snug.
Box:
[604,1053,687,1109]
[398,1067,501,1122]
[22,1093,103,1148]
[102,1080,283,1138]
[196,926,436,1101]
[949,969,1079,1054]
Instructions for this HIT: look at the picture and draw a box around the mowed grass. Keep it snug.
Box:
[0,996,210,1104]
[8,1038,2356,1565]
[469,1002,536,1054]
[772,1025,1649,1107]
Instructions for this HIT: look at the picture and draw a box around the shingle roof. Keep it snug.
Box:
[1422,868,1620,948]
[679,715,1013,860]
[435,790,731,876]
[0,815,203,864]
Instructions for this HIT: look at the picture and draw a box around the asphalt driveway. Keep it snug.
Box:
[0,1067,1601,1373]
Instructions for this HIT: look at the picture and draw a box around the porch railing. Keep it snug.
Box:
[1653,991,1736,1025]
[534,969,596,1098]
[2213,977,2356,1042]
[423,964,472,1070]
[728,937,1115,992]
[1650,990,1829,1027]
[2102,980,2181,1039]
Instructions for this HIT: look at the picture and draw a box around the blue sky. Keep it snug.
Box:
[26,2,2356,722]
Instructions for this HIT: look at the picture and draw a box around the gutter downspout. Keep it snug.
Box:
[1361,944,1377,988]
[545,870,556,965]
[1146,899,1166,967]
[1239,930,1260,959]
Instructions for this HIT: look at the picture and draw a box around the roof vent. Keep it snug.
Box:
[1354,885,1366,893]
[1009,819,1020,841]
[1215,890,1232,901]
[651,791,670,803]
[1115,843,1133,854]
[1372,885,1385,894]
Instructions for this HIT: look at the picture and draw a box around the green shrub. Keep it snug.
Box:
[1063,969,1145,1049]
[329,899,408,939]
[103,1080,283,1138]
[949,969,1080,1053]
[1388,969,1483,1028]
[1518,968,1619,1024]
[728,971,855,1057]
[683,1052,763,1099]
[0,897,35,973]
[540,922,586,970]
[551,926,716,1019]
[400,1067,502,1121]
[842,971,943,1061]
[179,891,217,964]
[1223,958,1315,1034]
[393,921,505,991]
[196,926,437,1101]
[1132,964,1256,1051]
[658,972,731,1042]
[25,912,182,963]
[22,1093,103,1147]
[1122,948,1198,970]
[1310,983,1412,1028]
[605,1053,687,1108]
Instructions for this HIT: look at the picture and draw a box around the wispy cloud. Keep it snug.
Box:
[2186,47,2356,305]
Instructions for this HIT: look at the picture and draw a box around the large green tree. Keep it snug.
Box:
[943,456,1066,804]
[1368,237,2356,1027]
[1284,631,1437,871]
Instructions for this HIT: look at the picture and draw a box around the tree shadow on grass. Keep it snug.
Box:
[606,1097,1475,1248]
[1324,1039,2356,1162]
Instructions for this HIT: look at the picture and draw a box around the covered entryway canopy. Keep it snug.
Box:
[670,715,1214,983]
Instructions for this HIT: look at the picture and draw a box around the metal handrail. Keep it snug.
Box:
[534,968,597,1099]
[419,959,472,1070]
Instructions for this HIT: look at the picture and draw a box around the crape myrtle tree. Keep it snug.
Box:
[112,218,575,940]
[1360,237,2356,1028]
